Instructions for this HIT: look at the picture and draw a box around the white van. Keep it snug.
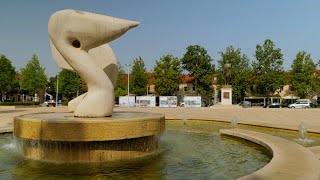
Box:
[288,99,310,109]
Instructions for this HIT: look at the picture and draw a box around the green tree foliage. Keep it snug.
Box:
[0,54,18,101]
[130,57,148,96]
[252,39,284,96]
[217,46,251,102]
[20,54,48,95]
[115,62,128,98]
[290,51,319,98]
[56,69,81,100]
[154,54,182,95]
[181,45,215,96]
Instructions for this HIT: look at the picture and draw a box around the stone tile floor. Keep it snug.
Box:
[1,105,320,133]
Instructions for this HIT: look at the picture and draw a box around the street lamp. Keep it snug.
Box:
[147,84,149,96]
[125,63,131,107]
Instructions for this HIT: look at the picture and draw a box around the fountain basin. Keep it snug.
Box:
[14,112,165,163]
[221,129,320,179]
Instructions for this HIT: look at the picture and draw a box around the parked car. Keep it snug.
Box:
[288,101,310,109]
[239,101,251,108]
[310,100,319,108]
[42,100,56,107]
[263,103,286,108]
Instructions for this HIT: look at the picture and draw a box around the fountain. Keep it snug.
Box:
[231,116,238,129]
[294,121,314,144]
[299,121,307,139]
[1,123,272,179]
[1,7,320,180]
[13,9,165,163]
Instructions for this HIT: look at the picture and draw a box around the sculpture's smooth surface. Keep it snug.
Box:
[48,9,139,117]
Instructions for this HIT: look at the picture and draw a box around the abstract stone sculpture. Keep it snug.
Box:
[13,10,165,163]
[48,9,139,117]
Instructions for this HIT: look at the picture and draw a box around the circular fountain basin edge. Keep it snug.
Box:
[14,112,165,141]
[220,129,320,180]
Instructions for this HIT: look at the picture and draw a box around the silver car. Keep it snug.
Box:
[288,101,310,109]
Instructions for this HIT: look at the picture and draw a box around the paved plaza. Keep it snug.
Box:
[1,105,320,133]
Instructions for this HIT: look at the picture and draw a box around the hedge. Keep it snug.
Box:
[0,102,40,106]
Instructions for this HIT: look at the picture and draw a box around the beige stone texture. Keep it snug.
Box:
[67,92,86,112]
[13,111,165,162]
[221,129,320,180]
[308,146,320,159]
[14,112,165,141]
[48,9,139,117]
[19,135,160,163]
[2,106,320,133]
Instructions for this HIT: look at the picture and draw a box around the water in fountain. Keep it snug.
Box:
[182,114,187,126]
[180,110,191,133]
[299,122,307,139]
[231,116,238,129]
[294,122,314,144]
[0,126,271,179]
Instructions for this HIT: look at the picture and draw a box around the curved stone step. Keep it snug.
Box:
[308,146,320,159]
[220,129,320,180]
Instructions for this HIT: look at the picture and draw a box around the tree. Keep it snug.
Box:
[0,55,18,101]
[290,51,319,98]
[130,57,148,96]
[20,54,48,95]
[217,46,251,103]
[115,62,128,99]
[252,39,284,97]
[56,69,81,100]
[154,54,182,95]
[181,45,215,96]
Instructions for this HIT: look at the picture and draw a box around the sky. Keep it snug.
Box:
[0,0,320,77]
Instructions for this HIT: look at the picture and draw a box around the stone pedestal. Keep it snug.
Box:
[221,86,232,105]
[14,112,165,163]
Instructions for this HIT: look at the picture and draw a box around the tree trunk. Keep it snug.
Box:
[1,91,4,102]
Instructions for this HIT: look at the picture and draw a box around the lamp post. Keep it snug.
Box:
[56,75,59,107]
[125,63,131,107]
[147,85,149,96]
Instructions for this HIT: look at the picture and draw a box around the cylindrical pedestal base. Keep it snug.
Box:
[17,135,160,163]
[14,112,165,163]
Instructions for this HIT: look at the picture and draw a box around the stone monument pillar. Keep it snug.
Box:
[221,85,232,105]
[221,64,232,105]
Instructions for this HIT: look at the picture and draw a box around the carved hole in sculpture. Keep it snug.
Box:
[72,39,81,48]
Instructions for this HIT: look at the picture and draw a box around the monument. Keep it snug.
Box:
[221,64,232,105]
[49,9,138,117]
[14,9,165,163]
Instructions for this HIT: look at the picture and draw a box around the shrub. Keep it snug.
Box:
[61,100,69,106]
[0,102,40,106]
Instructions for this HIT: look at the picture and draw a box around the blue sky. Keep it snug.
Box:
[0,0,319,77]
